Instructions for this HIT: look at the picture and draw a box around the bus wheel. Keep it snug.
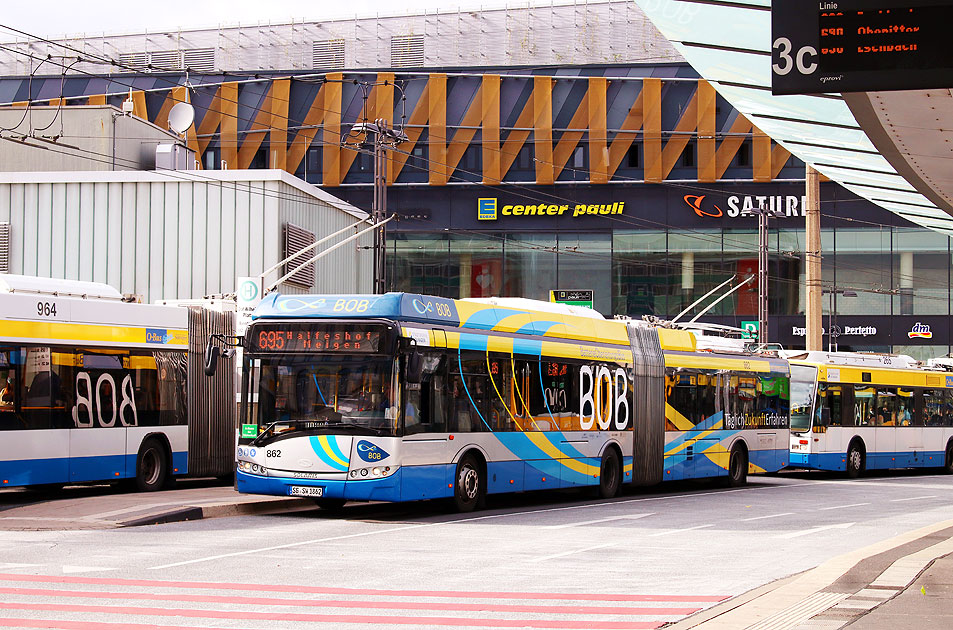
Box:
[453,454,483,513]
[597,449,621,499]
[313,498,347,511]
[727,446,748,487]
[846,443,865,479]
[135,438,168,492]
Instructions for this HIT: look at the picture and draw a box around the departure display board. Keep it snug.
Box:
[772,0,953,95]
[249,323,387,353]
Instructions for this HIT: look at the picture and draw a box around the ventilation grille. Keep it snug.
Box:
[183,48,216,73]
[312,39,345,69]
[118,48,216,73]
[282,223,316,288]
[390,34,425,67]
[0,222,9,273]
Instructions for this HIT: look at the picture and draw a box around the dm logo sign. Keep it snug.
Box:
[478,198,498,221]
[908,322,933,339]
[356,440,390,463]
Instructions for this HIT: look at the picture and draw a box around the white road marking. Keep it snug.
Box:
[818,502,871,511]
[776,522,855,539]
[0,563,41,570]
[532,543,615,562]
[648,524,714,537]
[890,495,937,502]
[543,513,655,529]
[150,480,825,569]
[742,512,794,522]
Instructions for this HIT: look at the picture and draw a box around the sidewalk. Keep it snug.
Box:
[668,519,953,630]
[0,480,312,529]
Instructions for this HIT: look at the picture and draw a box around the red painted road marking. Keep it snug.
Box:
[0,585,700,616]
[0,620,247,630]
[0,573,726,603]
[0,601,661,629]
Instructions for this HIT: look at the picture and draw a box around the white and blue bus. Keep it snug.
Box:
[788,351,953,476]
[218,293,790,511]
[0,274,234,491]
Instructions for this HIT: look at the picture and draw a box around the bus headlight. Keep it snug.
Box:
[238,461,252,473]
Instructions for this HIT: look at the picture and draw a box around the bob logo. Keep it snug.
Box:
[908,322,933,339]
[356,440,390,462]
[578,365,630,430]
[684,194,723,218]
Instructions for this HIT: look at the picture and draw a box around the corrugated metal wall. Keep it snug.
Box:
[0,172,372,302]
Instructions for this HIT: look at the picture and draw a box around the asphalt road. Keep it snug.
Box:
[1,470,952,629]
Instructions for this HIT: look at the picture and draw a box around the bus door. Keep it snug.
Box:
[895,387,921,465]
[68,352,128,482]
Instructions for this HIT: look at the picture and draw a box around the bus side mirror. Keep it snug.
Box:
[406,350,423,384]
[204,344,220,377]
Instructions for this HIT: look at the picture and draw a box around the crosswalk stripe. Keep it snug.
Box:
[0,573,726,602]
[0,586,702,616]
[0,573,726,630]
[0,602,663,629]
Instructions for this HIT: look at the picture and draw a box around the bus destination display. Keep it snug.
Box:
[772,0,953,95]
[251,324,384,353]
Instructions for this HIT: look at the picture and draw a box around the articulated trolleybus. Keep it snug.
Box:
[788,351,953,476]
[0,274,234,491]
[222,293,789,511]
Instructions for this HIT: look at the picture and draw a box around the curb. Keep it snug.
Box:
[119,497,313,527]
[667,517,953,630]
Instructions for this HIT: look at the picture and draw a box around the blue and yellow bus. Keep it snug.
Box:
[223,293,789,511]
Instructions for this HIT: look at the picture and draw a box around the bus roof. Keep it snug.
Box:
[0,274,122,301]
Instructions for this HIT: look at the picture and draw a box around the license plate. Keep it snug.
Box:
[290,486,324,497]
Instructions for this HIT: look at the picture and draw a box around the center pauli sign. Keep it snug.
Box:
[478,197,625,220]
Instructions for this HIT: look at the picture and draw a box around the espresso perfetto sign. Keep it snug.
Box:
[478,198,625,220]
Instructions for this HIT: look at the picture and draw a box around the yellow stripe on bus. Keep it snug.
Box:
[665,354,773,373]
[0,320,188,347]
[525,433,601,477]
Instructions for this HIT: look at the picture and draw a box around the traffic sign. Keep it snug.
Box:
[550,289,594,309]
[741,320,760,340]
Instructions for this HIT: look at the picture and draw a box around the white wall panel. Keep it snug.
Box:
[0,171,370,302]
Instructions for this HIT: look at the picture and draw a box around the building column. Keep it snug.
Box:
[899,251,914,315]
[681,251,694,312]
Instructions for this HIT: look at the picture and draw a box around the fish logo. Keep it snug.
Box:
[684,194,723,218]
[356,440,390,463]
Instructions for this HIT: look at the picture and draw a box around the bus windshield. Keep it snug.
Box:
[789,364,818,433]
[246,355,399,439]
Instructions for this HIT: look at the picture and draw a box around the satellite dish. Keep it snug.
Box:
[168,102,195,135]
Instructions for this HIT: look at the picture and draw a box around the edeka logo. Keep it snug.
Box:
[356,440,390,463]
[477,198,625,220]
[908,322,933,339]
[145,328,169,344]
[478,198,498,220]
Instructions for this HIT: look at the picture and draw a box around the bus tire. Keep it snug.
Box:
[453,453,484,513]
[727,446,748,487]
[313,498,347,511]
[135,438,169,492]
[846,441,865,479]
[597,448,621,499]
[944,443,953,475]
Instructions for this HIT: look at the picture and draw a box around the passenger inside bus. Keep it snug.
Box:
[0,375,13,407]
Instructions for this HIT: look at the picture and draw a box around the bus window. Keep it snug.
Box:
[875,387,899,426]
[789,365,817,432]
[897,388,915,426]
[855,386,876,426]
[924,389,944,426]
[403,353,446,435]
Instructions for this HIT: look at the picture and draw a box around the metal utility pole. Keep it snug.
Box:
[345,118,407,295]
[758,205,769,345]
[805,165,823,351]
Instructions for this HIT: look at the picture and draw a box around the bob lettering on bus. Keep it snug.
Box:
[578,365,630,430]
[333,298,371,313]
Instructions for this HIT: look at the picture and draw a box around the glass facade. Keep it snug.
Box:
[388,226,953,357]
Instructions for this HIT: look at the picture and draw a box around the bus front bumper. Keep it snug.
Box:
[236,468,403,502]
